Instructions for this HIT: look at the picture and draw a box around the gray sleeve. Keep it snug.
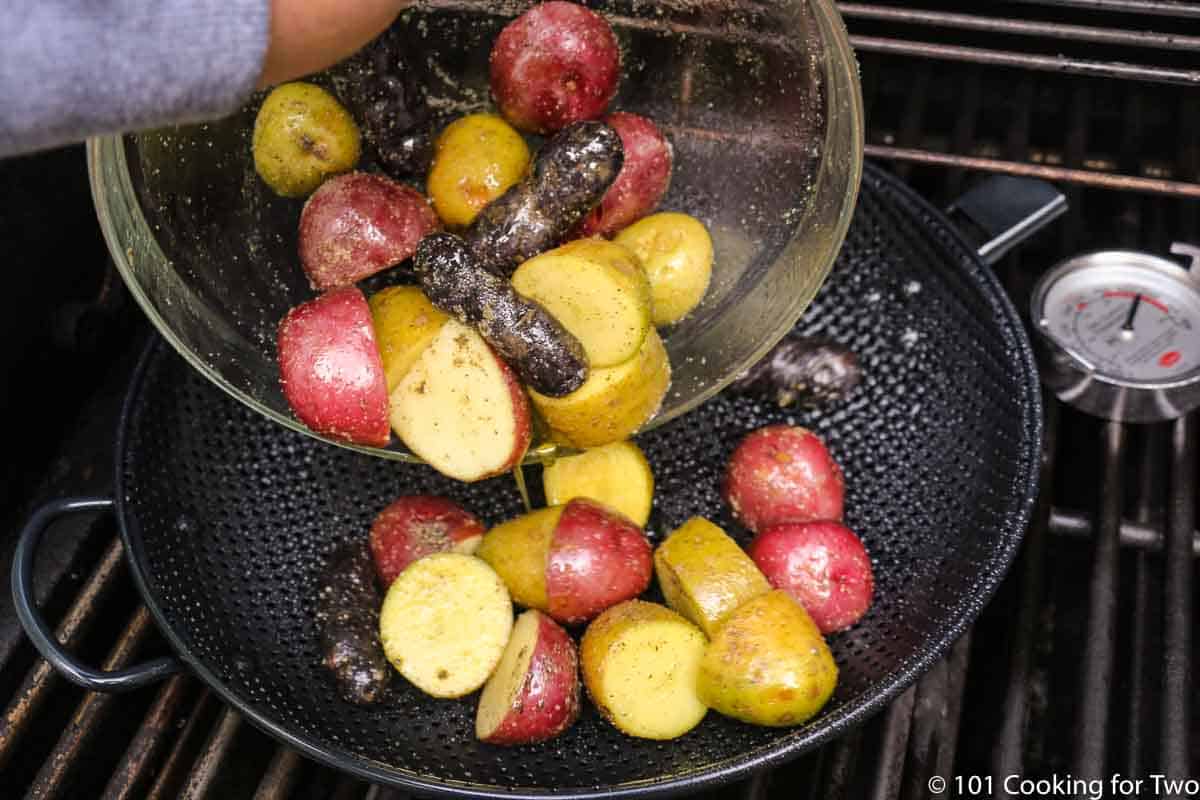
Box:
[0,0,270,157]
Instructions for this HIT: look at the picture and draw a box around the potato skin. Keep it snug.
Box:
[414,232,589,397]
[277,286,390,447]
[253,82,360,198]
[723,425,845,532]
[748,521,874,634]
[477,506,564,610]
[427,114,530,227]
[489,2,620,134]
[542,440,654,526]
[654,517,771,637]
[299,172,439,291]
[464,121,624,277]
[614,212,713,326]
[315,541,390,705]
[369,495,485,586]
[546,498,653,624]
[698,590,837,727]
[575,113,673,238]
[531,327,670,449]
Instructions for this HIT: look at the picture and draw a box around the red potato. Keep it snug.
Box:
[370,496,486,585]
[748,521,874,634]
[723,424,844,532]
[574,112,672,238]
[546,498,653,624]
[277,286,389,447]
[476,609,581,745]
[489,2,620,134]
[299,172,439,291]
[389,320,532,482]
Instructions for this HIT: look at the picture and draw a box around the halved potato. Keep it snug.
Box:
[531,328,670,449]
[580,600,708,739]
[477,506,563,610]
[542,440,655,527]
[369,286,449,393]
[378,553,513,698]
[512,240,652,368]
[697,590,837,727]
[654,517,771,637]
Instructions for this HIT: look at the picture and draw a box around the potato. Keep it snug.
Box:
[368,286,449,393]
[748,521,874,634]
[489,2,620,134]
[277,286,390,447]
[465,121,624,278]
[378,553,513,698]
[478,499,652,624]
[415,232,589,397]
[697,590,837,727]
[299,173,439,290]
[476,609,581,745]
[531,328,670,449]
[389,320,533,482]
[542,440,654,526]
[369,495,485,585]
[253,82,360,198]
[512,239,652,368]
[315,542,389,705]
[576,113,673,238]
[427,113,530,227]
[722,425,844,532]
[580,600,708,739]
[477,506,563,611]
[614,212,713,326]
[654,517,770,637]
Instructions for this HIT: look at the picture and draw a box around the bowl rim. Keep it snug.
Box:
[87,0,864,467]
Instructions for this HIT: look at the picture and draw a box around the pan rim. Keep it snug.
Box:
[112,161,1042,800]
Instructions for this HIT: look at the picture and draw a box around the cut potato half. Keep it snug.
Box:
[512,240,652,368]
[369,286,449,393]
[580,600,707,740]
[379,553,513,698]
[542,440,654,527]
[477,506,564,610]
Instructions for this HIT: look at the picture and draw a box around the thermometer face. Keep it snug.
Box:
[1038,262,1200,385]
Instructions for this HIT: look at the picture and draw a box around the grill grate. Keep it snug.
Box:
[2,1,1199,797]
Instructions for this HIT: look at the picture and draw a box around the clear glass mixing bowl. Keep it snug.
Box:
[88,0,862,463]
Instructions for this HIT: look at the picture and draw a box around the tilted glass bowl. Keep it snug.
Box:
[88,0,862,463]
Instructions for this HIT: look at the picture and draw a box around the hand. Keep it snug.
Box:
[258,0,413,88]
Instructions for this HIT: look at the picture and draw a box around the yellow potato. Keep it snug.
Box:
[427,114,530,227]
[654,517,770,637]
[476,506,563,610]
[379,553,513,698]
[614,213,713,326]
[512,240,652,368]
[252,82,360,198]
[368,286,449,393]
[542,441,654,526]
[697,590,837,727]
[531,329,670,449]
[580,600,708,739]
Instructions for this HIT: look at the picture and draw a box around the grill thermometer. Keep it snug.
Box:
[1031,242,1200,422]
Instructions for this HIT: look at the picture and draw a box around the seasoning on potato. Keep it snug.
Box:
[614,212,713,326]
[427,113,530,227]
[511,239,652,368]
[368,286,449,394]
[697,590,838,727]
[541,440,654,527]
[378,553,513,698]
[464,120,624,277]
[369,495,485,586]
[581,600,708,740]
[654,517,771,637]
[253,82,361,198]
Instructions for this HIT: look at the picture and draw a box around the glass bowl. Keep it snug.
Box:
[88,0,862,463]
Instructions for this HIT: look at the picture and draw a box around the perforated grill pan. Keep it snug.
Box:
[19,164,1041,798]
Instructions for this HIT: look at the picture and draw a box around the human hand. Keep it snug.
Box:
[259,0,414,88]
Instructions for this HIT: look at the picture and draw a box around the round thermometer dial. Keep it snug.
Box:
[1031,247,1200,422]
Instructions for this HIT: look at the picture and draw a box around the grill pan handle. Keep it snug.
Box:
[947,175,1067,265]
[12,497,182,692]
